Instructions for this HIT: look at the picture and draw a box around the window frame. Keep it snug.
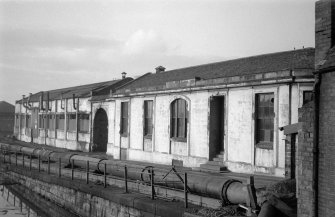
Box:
[302,90,313,105]
[78,113,90,133]
[120,102,129,137]
[255,93,275,149]
[66,113,77,132]
[56,113,65,131]
[170,98,188,141]
[143,100,153,138]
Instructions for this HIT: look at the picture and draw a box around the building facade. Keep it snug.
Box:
[0,101,15,137]
[14,46,315,177]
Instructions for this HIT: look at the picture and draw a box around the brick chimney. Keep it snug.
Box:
[121,72,127,79]
[155,66,166,74]
[315,0,335,69]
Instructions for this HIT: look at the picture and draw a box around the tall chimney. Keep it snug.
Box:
[121,72,127,79]
[315,0,335,69]
[155,66,166,74]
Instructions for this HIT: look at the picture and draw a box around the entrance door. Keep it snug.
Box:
[209,96,225,160]
[93,108,108,152]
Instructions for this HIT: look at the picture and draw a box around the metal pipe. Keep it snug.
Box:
[151,169,155,200]
[313,73,320,217]
[86,161,89,184]
[184,173,188,208]
[104,163,107,188]
[124,166,128,193]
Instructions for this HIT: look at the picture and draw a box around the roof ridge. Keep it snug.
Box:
[161,48,315,74]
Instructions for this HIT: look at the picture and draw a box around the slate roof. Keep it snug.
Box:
[0,101,15,113]
[18,79,131,103]
[116,48,315,93]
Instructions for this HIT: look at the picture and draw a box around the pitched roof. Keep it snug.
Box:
[116,48,315,93]
[18,79,131,103]
[0,101,15,113]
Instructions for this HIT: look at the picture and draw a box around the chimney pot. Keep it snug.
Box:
[155,66,166,73]
[122,72,127,79]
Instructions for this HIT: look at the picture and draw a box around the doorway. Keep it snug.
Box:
[31,108,39,139]
[93,108,108,152]
[209,96,225,160]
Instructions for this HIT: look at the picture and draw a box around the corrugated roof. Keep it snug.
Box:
[0,101,15,113]
[18,79,128,103]
[116,48,315,93]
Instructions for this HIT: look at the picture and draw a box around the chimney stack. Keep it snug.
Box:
[121,72,127,79]
[315,0,335,69]
[155,66,166,74]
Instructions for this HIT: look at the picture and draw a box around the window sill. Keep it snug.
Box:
[170,137,187,143]
[78,131,89,134]
[255,142,273,150]
[120,133,128,137]
[144,135,152,139]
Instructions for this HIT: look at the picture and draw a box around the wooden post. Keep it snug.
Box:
[22,153,24,168]
[15,152,17,166]
[184,173,188,208]
[38,155,41,172]
[246,176,258,210]
[71,159,74,180]
[29,154,32,170]
[47,156,50,174]
[86,160,89,184]
[124,166,128,193]
[58,158,61,177]
[104,163,107,188]
[151,169,155,200]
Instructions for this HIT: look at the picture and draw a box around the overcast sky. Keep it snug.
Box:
[0,0,316,104]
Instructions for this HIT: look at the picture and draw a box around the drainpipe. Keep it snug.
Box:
[313,73,320,217]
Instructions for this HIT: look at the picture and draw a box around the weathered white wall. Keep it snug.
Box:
[227,88,253,164]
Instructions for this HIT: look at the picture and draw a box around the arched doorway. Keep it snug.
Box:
[93,108,108,152]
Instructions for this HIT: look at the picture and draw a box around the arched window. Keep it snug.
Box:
[170,98,188,139]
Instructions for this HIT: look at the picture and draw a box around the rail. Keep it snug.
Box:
[0,148,190,208]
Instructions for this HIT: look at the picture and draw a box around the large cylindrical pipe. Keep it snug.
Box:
[70,155,105,171]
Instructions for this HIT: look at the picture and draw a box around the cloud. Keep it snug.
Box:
[123,29,167,55]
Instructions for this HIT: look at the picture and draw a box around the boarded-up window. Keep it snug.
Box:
[26,115,31,128]
[39,114,47,129]
[56,114,65,130]
[170,99,188,139]
[120,102,128,136]
[255,93,275,149]
[67,113,76,132]
[15,114,20,128]
[303,91,313,105]
[78,113,90,133]
[48,114,55,130]
[19,115,25,128]
[144,100,153,136]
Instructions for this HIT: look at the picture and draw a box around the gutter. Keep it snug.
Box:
[313,72,320,217]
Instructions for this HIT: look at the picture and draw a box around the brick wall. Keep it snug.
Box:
[297,102,315,217]
[318,72,335,217]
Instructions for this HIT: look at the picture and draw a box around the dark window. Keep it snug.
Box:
[170,99,188,140]
[39,114,47,129]
[15,114,19,128]
[20,115,25,128]
[78,113,90,133]
[303,91,313,105]
[67,113,76,132]
[144,100,153,137]
[56,114,65,130]
[48,114,55,130]
[120,102,128,136]
[26,115,31,128]
[255,93,275,149]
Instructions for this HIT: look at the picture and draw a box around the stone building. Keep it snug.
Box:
[14,77,132,151]
[0,101,14,137]
[14,48,315,176]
